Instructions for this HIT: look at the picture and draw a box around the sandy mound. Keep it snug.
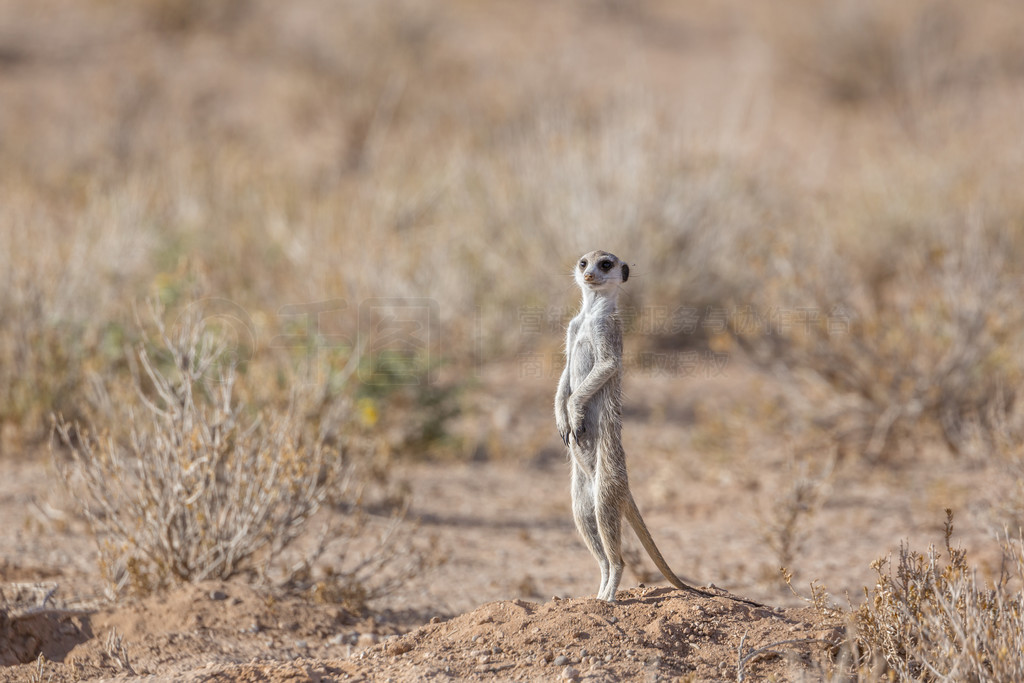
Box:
[322,587,840,681]
[0,580,408,682]
[0,581,841,681]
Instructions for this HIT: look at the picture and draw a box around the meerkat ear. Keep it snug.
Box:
[621,263,629,282]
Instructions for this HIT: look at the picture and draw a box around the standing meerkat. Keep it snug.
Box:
[554,250,718,603]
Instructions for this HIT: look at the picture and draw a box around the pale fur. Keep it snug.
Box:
[554,250,715,602]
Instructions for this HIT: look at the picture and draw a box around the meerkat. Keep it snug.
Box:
[554,250,721,603]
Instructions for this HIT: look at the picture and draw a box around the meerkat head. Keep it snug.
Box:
[575,250,629,291]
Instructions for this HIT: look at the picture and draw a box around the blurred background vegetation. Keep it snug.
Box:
[2,0,1024,469]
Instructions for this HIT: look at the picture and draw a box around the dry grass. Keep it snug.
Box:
[103,627,134,675]
[27,653,52,683]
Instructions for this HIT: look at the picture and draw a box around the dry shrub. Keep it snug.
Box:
[780,0,963,106]
[0,182,155,441]
[966,395,1024,534]
[141,0,249,35]
[736,195,1024,462]
[763,0,1024,118]
[759,449,834,572]
[52,303,388,597]
[845,511,1024,681]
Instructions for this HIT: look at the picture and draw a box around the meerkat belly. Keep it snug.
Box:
[568,338,610,453]
[569,338,596,389]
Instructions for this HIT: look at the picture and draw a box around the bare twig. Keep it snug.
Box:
[105,627,135,674]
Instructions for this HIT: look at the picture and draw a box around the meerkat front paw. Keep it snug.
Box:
[556,407,572,446]
[568,399,586,443]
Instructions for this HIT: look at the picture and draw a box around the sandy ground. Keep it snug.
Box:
[0,363,1008,681]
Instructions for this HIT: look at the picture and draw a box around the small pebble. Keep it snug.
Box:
[562,666,580,680]
[294,640,308,650]
[209,590,228,601]
[553,654,569,666]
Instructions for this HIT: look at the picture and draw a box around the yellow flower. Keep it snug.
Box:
[357,397,378,427]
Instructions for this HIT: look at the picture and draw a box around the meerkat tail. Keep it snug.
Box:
[623,493,765,607]
[622,492,714,598]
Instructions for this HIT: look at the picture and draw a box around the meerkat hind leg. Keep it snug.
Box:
[595,485,625,602]
[571,462,611,599]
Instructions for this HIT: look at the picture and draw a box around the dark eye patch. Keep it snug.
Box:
[579,259,588,269]
[599,260,613,271]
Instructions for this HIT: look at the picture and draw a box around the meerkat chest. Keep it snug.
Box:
[567,311,621,385]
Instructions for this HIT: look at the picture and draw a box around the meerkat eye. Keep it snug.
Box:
[579,259,588,269]
[599,259,613,271]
